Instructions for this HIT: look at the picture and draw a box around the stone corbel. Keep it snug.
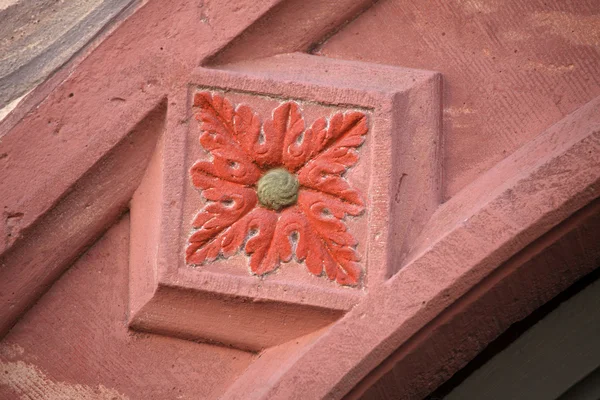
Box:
[128,53,442,351]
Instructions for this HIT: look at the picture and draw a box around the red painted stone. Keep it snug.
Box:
[186,92,367,285]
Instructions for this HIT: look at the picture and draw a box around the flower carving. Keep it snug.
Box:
[186,92,368,286]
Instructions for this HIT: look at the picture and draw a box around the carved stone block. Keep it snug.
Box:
[128,53,442,350]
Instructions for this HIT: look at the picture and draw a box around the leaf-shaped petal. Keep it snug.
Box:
[186,206,279,274]
[258,102,304,168]
[193,92,261,184]
[252,193,362,286]
[300,188,364,218]
[280,103,312,171]
[190,158,260,188]
[291,191,362,285]
[232,104,262,157]
[242,208,279,274]
[186,184,258,262]
[297,112,367,205]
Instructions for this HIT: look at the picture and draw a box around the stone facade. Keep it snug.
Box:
[1,0,599,399]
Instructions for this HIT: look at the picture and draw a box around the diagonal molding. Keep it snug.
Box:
[0,98,167,338]
[354,200,600,399]
[204,0,379,66]
[221,96,600,399]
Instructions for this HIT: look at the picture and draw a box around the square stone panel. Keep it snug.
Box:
[128,53,441,351]
[183,90,372,289]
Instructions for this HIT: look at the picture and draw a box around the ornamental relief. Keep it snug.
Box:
[186,91,368,286]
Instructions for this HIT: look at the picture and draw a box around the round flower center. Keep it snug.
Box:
[257,168,299,211]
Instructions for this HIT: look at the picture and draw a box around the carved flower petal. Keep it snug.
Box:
[280,103,313,171]
[193,92,262,184]
[255,194,363,286]
[242,208,279,274]
[190,159,261,188]
[296,111,367,205]
[292,194,362,285]
[258,102,304,168]
[255,206,306,273]
[232,104,262,156]
[297,160,364,207]
[300,188,364,218]
[186,187,257,261]
[310,112,367,159]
